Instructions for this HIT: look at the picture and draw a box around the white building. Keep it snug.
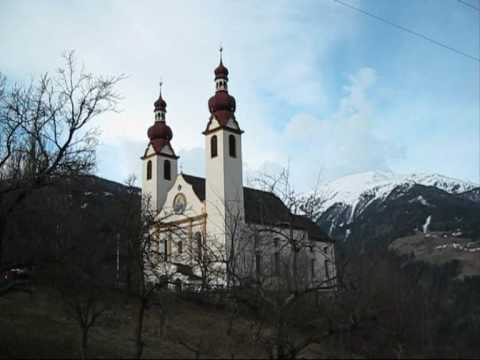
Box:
[141,53,335,289]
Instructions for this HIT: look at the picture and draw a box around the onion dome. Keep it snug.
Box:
[147,121,172,141]
[208,90,236,114]
[214,60,229,80]
[208,51,237,126]
[154,93,167,112]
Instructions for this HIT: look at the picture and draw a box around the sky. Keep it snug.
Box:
[1,0,479,191]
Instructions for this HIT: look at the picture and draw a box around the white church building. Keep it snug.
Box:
[141,53,335,289]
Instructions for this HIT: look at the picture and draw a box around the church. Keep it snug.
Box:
[141,52,335,289]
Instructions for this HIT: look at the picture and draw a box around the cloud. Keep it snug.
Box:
[178,147,205,178]
[339,67,377,117]
[96,66,406,192]
[96,140,144,185]
[1,0,476,187]
[261,67,405,190]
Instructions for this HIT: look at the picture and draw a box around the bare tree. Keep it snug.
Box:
[48,181,113,360]
[0,50,124,265]
[120,174,142,296]
[59,260,107,360]
[169,327,218,360]
[181,232,227,292]
[122,182,155,359]
[224,167,338,359]
[122,175,183,359]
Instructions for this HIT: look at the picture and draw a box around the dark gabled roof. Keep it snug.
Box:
[182,174,332,243]
[243,186,290,225]
[182,174,206,201]
[291,214,330,241]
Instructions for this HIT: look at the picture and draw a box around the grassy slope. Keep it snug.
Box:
[0,287,266,359]
[390,231,480,278]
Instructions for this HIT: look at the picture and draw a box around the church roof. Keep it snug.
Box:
[204,55,240,134]
[182,174,206,201]
[182,174,331,243]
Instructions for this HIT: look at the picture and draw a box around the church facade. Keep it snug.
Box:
[141,54,335,289]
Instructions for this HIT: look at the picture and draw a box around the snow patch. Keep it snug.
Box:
[328,221,335,237]
[435,243,480,252]
[409,195,432,207]
[406,173,477,194]
[422,215,431,234]
[344,229,351,241]
[348,200,358,224]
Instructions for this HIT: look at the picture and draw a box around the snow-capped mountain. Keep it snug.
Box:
[316,171,477,225]
[313,171,479,246]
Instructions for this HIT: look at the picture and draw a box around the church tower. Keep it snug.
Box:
[204,49,245,245]
[141,84,178,212]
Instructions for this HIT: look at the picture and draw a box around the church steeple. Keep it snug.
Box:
[204,49,245,248]
[215,47,229,92]
[154,81,166,122]
[148,82,173,152]
[142,82,178,213]
[206,48,239,131]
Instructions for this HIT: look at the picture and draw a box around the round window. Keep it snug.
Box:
[173,193,187,214]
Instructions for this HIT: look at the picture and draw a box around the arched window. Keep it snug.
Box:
[194,232,202,258]
[229,134,236,158]
[211,135,218,158]
[164,238,171,260]
[273,238,280,275]
[146,160,152,180]
[274,252,280,276]
[164,159,171,180]
[177,241,183,254]
[324,259,330,280]
[255,250,262,279]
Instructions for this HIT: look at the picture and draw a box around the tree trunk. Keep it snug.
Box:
[126,254,131,295]
[0,190,28,266]
[202,269,208,292]
[292,248,298,294]
[159,310,168,338]
[0,215,6,265]
[275,315,287,360]
[135,297,146,359]
[81,327,88,360]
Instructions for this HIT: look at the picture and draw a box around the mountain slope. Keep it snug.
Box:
[314,171,479,250]
[316,171,477,225]
[3,175,141,287]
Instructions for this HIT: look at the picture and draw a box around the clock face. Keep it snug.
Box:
[173,193,187,214]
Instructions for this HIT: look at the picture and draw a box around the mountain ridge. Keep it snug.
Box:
[314,171,478,229]
[313,171,480,262]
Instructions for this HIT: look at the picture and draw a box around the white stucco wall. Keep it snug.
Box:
[204,125,245,249]
[159,174,205,221]
[141,143,178,212]
[232,224,336,289]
